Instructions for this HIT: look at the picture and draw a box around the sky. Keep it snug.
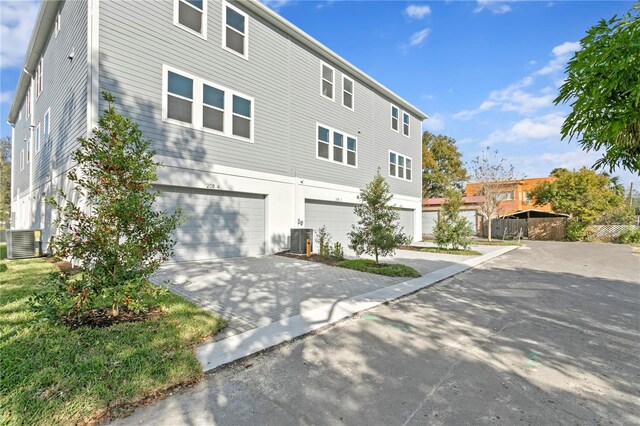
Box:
[1,0,638,187]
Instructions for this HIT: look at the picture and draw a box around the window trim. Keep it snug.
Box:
[54,11,61,37]
[43,109,50,145]
[315,122,357,168]
[173,0,208,40]
[388,149,412,182]
[390,104,399,132]
[35,57,43,100]
[161,64,255,143]
[341,75,354,111]
[320,62,335,102]
[402,111,410,138]
[222,1,249,60]
[20,150,24,171]
[35,124,41,153]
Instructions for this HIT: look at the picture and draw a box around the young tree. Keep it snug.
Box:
[468,148,518,241]
[47,92,183,317]
[0,137,11,225]
[555,3,640,174]
[349,171,409,264]
[530,168,635,226]
[422,131,467,198]
[433,188,473,250]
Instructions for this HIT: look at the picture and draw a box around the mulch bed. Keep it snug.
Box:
[275,251,341,266]
[48,257,83,275]
[61,306,163,329]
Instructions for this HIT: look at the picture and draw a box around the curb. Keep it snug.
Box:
[196,245,519,372]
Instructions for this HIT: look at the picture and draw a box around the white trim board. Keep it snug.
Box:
[195,245,519,372]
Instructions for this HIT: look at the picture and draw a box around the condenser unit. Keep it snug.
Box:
[7,229,43,260]
[290,228,313,254]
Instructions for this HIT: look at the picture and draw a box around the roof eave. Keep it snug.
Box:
[7,1,60,125]
[242,0,429,120]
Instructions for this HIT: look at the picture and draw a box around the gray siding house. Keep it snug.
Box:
[8,0,427,261]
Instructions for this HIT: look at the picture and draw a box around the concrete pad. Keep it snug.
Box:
[195,245,518,371]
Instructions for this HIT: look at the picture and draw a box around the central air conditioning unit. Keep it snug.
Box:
[7,229,43,260]
[290,228,313,254]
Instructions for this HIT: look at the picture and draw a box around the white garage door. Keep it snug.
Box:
[460,210,477,235]
[305,200,358,247]
[154,186,265,261]
[422,211,438,236]
[398,209,415,242]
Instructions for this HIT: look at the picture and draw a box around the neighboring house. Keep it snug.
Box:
[465,177,557,216]
[7,0,427,261]
[422,195,484,236]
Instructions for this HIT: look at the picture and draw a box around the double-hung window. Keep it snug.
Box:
[402,112,410,137]
[20,150,25,171]
[163,66,254,141]
[35,57,43,99]
[167,71,194,124]
[389,150,412,181]
[25,89,31,118]
[342,76,354,110]
[321,63,335,101]
[174,0,207,37]
[391,105,399,132]
[35,124,41,152]
[43,110,50,145]
[316,124,357,167]
[224,2,248,58]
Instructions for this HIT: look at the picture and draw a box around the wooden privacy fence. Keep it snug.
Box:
[483,217,567,240]
[588,224,638,240]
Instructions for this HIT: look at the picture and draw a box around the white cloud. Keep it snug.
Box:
[405,4,432,20]
[475,0,512,14]
[261,0,292,10]
[0,91,13,104]
[423,113,445,132]
[482,113,565,145]
[0,1,40,69]
[409,28,431,47]
[535,41,579,75]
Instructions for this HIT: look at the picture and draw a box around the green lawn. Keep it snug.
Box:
[337,259,420,277]
[0,242,6,259]
[420,247,483,256]
[470,240,521,246]
[0,258,226,425]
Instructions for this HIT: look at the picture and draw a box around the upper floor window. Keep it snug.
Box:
[402,112,410,137]
[316,124,357,167]
[174,0,207,38]
[391,105,399,132]
[342,76,354,110]
[35,57,43,99]
[223,2,248,58]
[54,12,61,37]
[389,150,412,181]
[320,63,335,101]
[25,89,30,118]
[20,150,25,171]
[43,110,50,144]
[495,191,514,201]
[163,65,254,141]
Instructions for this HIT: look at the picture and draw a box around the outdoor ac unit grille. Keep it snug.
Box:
[7,230,42,260]
[290,228,313,254]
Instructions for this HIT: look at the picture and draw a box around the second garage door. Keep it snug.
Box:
[398,209,415,242]
[155,186,265,261]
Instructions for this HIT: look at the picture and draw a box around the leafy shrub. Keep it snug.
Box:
[566,220,589,241]
[0,263,7,273]
[315,226,332,258]
[433,188,473,250]
[617,227,640,244]
[330,242,344,260]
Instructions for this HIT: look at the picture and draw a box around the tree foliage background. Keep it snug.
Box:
[0,137,10,225]
[422,131,467,198]
[555,3,640,174]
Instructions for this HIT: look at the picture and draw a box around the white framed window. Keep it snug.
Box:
[43,109,50,144]
[391,105,399,132]
[402,111,410,137]
[162,65,254,142]
[54,12,61,37]
[26,141,30,164]
[223,2,248,59]
[316,123,357,168]
[174,0,207,38]
[35,124,41,152]
[20,150,25,171]
[320,62,335,101]
[389,150,412,181]
[495,191,514,201]
[35,57,43,99]
[342,75,354,111]
[25,89,31,118]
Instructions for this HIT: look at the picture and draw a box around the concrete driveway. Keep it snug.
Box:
[153,247,501,340]
[117,241,640,425]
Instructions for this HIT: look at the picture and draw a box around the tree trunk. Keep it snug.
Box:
[375,246,379,265]
[112,299,119,317]
[487,218,492,241]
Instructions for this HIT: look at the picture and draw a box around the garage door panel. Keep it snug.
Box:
[398,209,415,241]
[154,186,265,261]
[422,211,438,236]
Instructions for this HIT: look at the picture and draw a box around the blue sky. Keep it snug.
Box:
[1,0,638,186]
